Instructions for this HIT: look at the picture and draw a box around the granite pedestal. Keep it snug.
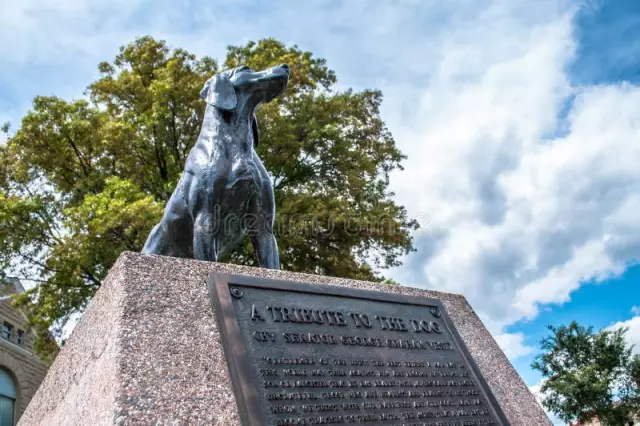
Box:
[18,252,550,425]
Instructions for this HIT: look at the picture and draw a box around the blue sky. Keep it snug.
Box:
[1,1,640,424]
[570,0,640,85]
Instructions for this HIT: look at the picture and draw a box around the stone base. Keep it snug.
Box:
[18,252,550,425]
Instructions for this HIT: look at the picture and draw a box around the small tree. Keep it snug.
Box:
[532,321,640,425]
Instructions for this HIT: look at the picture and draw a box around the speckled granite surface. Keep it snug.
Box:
[19,251,551,425]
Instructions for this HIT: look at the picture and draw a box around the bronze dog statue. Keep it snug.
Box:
[142,64,290,269]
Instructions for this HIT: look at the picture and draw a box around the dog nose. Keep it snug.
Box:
[280,64,290,73]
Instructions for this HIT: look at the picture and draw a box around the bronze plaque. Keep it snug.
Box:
[208,273,509,426]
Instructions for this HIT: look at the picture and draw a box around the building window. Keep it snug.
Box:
[0,369,15,426]
[0,324,12,342]
[16,331,23,346]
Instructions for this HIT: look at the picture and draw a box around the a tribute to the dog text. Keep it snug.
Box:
[229,287,503,426]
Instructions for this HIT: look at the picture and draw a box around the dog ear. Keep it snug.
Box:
[252,114,259,148]
[200,73,237,110]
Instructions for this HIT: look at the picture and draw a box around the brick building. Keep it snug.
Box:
[0,280,49,425]
[570,414,640,426]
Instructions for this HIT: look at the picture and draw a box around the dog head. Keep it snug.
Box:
[200,64,290,147]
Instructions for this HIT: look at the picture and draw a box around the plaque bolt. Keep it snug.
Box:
[230,288,243,298]
[430,307,441,318]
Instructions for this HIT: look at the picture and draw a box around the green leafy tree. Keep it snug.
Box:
[532,321,640,425]
[0,36,418,359]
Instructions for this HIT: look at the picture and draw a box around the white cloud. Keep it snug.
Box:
[383,1,640,336]
[632,306,640,316]
[0,0,142,64]
[608,315,640,354]
[494,332,535,360]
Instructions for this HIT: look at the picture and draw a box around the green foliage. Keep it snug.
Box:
[532,321,640,425]
[632,355,640,389]
[0,36,417,359]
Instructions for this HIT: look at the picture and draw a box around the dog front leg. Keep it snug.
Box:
[251,232,280,269]
[142,222,165,255]
[194,213,219,262]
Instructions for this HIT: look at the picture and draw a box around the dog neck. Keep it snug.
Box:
[224,95,258,127]
[203,100,257,149]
